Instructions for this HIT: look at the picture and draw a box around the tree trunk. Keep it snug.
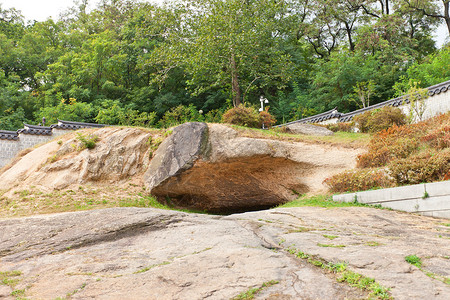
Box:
[445,0,450,36]
[230,52,241,107]
[344,22,355,52]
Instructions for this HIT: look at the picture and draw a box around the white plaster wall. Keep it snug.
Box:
[318,118,339,125]
[399,91,450,122]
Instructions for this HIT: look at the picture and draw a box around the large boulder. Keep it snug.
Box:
[284,123,334,136]
[145,123,360,213]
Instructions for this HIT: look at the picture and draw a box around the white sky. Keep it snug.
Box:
[0,0,165,21]
[1,0,448,47]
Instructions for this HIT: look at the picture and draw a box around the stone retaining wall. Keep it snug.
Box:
[333,181,450,219]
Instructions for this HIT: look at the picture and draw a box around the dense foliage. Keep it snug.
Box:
[0,0,449,130]
[325,112,450,192]
[353,106,407,133]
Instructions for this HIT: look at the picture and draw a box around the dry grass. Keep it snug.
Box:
[228,125,370,149]
[0,181,154,218]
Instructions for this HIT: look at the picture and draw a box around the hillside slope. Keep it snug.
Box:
[0,124,363,217]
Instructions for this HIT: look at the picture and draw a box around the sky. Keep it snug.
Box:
[0,0,448,47]
[0,0,165,21]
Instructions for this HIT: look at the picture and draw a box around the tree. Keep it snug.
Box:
[353,80,375,108]
[400,0,450,35]
[152,0,295,107]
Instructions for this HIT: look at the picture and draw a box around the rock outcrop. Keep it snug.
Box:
[145,123,360,212]
[1,123,361,213]
[0,127,153,192]
[0,206,448,299]
[284,123,334,136]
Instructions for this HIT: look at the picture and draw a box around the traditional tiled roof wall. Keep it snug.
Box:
[273,108,342,127]
[0,120,105,168]
[51,120,106,130]
[279,79,450,126]
[17,124,53,135]
[0,130,19,141]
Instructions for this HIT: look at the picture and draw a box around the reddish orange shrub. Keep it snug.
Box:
[323,168,395,193]
[422,125,450,149]
[388,149,450,184]
[222,104,260,128]
[330,112,450,193]
[259,107,276,128]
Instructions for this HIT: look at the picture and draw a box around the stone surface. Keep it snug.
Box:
[0,127,153,193]
[144,122,209,191]
[0,206,448,299]
[145,123,360,212]
[284,123,334,136]
[1,124,361,213]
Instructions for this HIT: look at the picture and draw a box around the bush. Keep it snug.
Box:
[388,149,450,184]
[323,168,395,193]
[36,98,96,124]
[158,104,203,128]
[329,112,450,193]
[222,104,260,128]
[76,133,99,149]
[325,122,353,132]
[357,124,422,168]
[96,102,157,127]
[203,109,224,123]
[353,106,406,133]
[259,108,276,128]
[422,124,450,149]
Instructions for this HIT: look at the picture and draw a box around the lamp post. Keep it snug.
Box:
[259,96,269,129]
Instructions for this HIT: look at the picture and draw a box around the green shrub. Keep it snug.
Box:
[222,104,260,128]
[203,109,224,123]
[76,133,99,150]
[326,122,353,132]
[323,168,395,193]
[36,98,96,124]
[388,148,450,184]
[353,106,406,133]
[158,104,203,128]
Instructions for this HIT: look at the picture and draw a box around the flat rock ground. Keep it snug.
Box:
[0,206,449,299]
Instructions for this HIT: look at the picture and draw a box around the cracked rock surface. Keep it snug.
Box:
[1,207,449,299]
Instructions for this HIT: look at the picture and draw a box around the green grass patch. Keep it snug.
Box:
[231,280,279,299]
[11,289,25,296]
[365,241,383,247]
[404,255,449,285]
[279,194,370,208]
[286,246,391,299]
[405,255,422,268]
[134,261,171,274]
[0,270,22,288]
[323,234,338,240]
[317,243,346,248]
[118,194,206,214]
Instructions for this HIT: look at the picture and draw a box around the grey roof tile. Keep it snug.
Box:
[0,130,19,140]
